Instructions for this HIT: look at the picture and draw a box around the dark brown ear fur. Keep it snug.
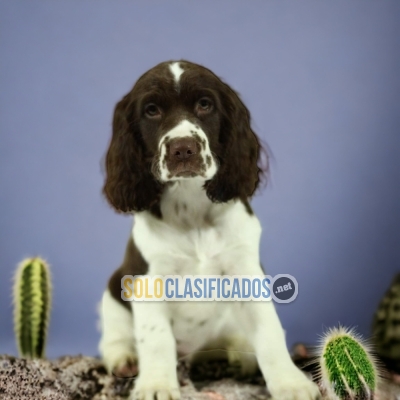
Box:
[103,94,162,212]
[205,85,265,202]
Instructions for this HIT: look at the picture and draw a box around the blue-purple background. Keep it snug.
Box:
[1,1,399,358]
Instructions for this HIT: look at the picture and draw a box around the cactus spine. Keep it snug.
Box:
[13,257,52,358]
[318,326,378,399]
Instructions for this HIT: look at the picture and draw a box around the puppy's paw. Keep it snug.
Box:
[112,359,138,378]
[101,347,137,377]
[132,375,181,400]
[268,368,320,400]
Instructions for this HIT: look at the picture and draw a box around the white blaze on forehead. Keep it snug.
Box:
[169,62,184,84]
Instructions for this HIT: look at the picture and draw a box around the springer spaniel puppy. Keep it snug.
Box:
[99,60,320,400]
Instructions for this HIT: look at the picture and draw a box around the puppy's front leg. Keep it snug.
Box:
[243,301,320,400]
[132,301,180,400]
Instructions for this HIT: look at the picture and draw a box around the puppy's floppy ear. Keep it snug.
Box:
[205,86,266,203]
[103,94,162,212]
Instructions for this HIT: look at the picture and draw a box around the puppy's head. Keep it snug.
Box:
[103,60,265,213]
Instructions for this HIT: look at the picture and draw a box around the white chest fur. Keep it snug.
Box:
[133,179,262,277]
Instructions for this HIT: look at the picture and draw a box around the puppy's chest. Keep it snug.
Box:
[153,224,237,275]
[135,193,258,276]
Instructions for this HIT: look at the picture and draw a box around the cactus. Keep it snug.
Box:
[318,326,379,399]
[372,273,400,372]
[13,257,52,359]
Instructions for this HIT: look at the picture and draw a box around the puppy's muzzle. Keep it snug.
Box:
[167,137,202,177]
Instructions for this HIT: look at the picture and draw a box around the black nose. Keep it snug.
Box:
[169,138,198,160]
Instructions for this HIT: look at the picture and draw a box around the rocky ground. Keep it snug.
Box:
[0,353,399,400]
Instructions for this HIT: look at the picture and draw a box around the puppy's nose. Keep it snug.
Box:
[169,138,198,160]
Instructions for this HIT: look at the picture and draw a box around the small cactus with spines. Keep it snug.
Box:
[13,257,52,359]
[317,326,379,399]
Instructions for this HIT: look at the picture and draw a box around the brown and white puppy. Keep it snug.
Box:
[99,60,320,400]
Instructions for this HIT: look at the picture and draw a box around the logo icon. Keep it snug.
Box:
[272,274,298,303]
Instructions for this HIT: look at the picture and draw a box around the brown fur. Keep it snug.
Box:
[108,236,149,309]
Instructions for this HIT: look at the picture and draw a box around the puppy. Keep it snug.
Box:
[99,60,320,400]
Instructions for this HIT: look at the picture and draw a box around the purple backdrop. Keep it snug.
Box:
[1,1,399,358]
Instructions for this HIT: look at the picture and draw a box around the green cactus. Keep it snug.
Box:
[318,326,379,399]
[13,257,52,359]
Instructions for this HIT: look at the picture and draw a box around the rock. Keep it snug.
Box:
[0,353,399,400]
[0,355,269,400]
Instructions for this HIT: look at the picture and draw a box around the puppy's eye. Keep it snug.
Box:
[196,97,213,114]
[144,103,161,118]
